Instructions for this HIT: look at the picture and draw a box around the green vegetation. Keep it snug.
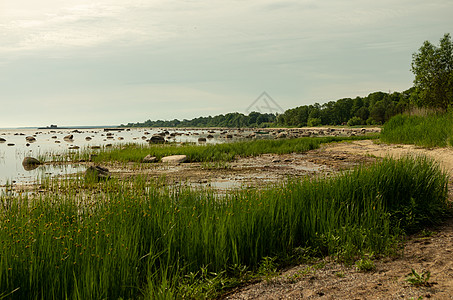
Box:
[405,269,432,287]
[122,89,413,128]
[412,33,453,111]
[381,112,453,147]
[78,135,379,164]
[277,89,413,127]
[121,111,277,128]
[0,156,449,298]
[355,257,376,272]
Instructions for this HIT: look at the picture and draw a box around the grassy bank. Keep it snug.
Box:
[381,113,453,147]
[0,156,449,299]
[68,135,379,164]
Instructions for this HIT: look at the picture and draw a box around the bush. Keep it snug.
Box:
[347,116,364,126]
[307,117,322,126]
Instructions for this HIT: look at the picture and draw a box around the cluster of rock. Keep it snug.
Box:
[246,127,380,139]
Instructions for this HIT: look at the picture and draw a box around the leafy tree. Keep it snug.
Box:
[347,116,364,126]
[411,33,453,111]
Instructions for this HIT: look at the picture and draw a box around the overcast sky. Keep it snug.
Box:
[1,0,452,127]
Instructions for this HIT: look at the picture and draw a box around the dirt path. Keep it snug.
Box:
[222,140,453,300]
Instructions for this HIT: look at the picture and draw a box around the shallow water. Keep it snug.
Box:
[0,127,260,186]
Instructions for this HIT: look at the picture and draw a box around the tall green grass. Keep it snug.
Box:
[381,113,453,147]
[0,156,448,299]
[73,135,379,164]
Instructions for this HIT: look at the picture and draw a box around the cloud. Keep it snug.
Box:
[0,0,452,127]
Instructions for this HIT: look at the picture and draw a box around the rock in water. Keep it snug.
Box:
[149,135,165,144]
[85,166,110,181]
[22,157,42,171]
[161,155,187,164]
[25,136,36,142]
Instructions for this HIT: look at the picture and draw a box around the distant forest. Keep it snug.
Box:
[121,88,415,128]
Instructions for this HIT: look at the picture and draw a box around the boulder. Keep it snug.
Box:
[207,134,214,139]
[276,132,287,139]
[0,137,6,143]
[198,137,207,143]
[85,166,110,181]
[69,145,80,150]
[161,155,187,164]
[25,136,36,142]
[149,135,165,144]
[85,137,92,141]
[64,134,74,141]
[22,157,41,171]
[143,155,157,163]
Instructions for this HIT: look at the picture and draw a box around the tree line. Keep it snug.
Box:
[121,112,277,128]
[122,33,452,128]
[121,89,413,128]
[276,88,413,127]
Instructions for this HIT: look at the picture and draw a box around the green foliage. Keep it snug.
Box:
[307,117,322,126]
[347,116,365,126]
[0,156,448,298]
[73,135,378,164]
[277,89,412,127]
[405,269,431,287]
[411,33,453,111]
[355,258,376,272]
[123,88,414,129]
[121,111,277,128]
[381,112,453,147]
[257,257,278,282]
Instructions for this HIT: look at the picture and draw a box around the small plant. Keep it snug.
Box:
[355,258,376,272]
[286,266,314,283]
[405,269,431,287]
[335,271,345,278]
[257,257,278,282]
[420,229,435,238]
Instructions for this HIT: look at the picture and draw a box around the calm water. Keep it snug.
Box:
[0,127,259,186]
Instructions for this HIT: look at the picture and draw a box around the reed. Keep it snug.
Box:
[0,155,448,299]
[381,113,453,147]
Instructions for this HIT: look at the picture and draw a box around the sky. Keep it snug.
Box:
[1,0,452,127]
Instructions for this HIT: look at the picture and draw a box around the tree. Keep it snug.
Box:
[411,33,453,111]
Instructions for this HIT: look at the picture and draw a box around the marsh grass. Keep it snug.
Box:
[381,113,453,147]
[0,156,448,299]
[52,135,379,164]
